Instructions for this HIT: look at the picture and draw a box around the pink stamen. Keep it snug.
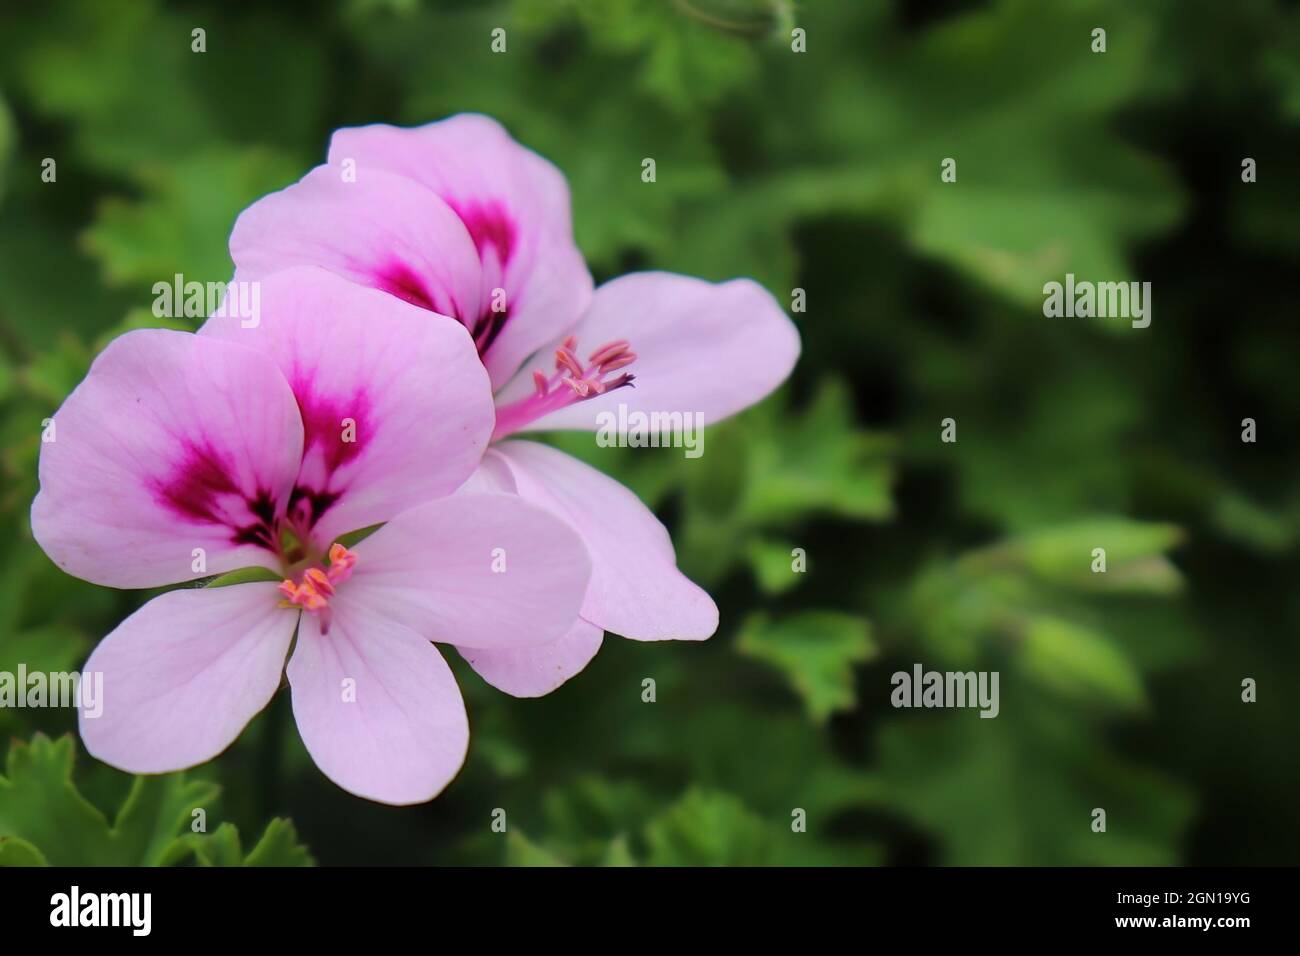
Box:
[555,347,585,379]
[327,543,357,583]
[598,352,636,374]
[587,339,631,366]
[491,335,639,441]
[563,377,593,398]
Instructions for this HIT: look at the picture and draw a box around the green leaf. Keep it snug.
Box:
[0,733,217,866]
[1,0,326,176]
[1261,9,1300,122]
[742,380,896,525]
[0,834,47,866]
[161,818,314,867]
[161,823,244,867]
[675,380,894,585]
[0,206,128,357]
[643,789,772,866]
[113,772,225,868]
[516,0,763,115]
[505,828,569,867]
[737,611,876,722]
[1018,615,1146,712]
[532,775,658,862]
[201,566,284,589]
[83,148,299,288]
[16,332,94,407]
[788,0,1183,306]
[242,819,315,867]
[0,734,314,867]
[0,95,13,202]
[1209,493,1293,554]
[599,834,637,867]
[991,518,1184,594]
[333,523,385,549]
[897,516,1185,696]
[744,536,805,595]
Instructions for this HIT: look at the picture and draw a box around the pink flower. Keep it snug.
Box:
[32,267,591,804]
[228,114,801,696]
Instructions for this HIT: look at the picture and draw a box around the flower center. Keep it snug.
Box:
[278,543,357,618]
[491,336,637,440]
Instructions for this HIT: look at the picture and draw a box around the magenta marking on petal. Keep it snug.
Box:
[375,261,440,313]
[369,205,520,358]
[283,377,373,530]
[293,379,372,473]
[157,442,238,520]
[234,489,280,550]
[470,305,510,356]
[450,199,517,269]
[288,485,342,529]
[154,442,280,550]
[450,198,520,359]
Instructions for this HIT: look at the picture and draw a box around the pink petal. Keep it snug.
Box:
[230,164,483,323]
[31,330,304,589]
[455,445,518,495]
[458,617,604,698]
[78,583,295,773]
[286,597,468,805]
[495,272,800,432]
[200,267,495,545]
[328,115,593,389]
[489,442,718,641]
[345,493,591,650]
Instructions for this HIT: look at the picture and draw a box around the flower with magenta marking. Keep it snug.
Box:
[227,114,802,696]
[32,267,591,804]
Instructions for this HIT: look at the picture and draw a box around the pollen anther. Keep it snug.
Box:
[278,543,358,612]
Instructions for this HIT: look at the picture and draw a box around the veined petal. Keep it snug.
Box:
[32,329,304,589]
[344,493,591,651]
[286,598,468,805]
[458,617,604,698]
[201,267,495,544]
[78,583,295,773]
[230,164,484,323]
[328,115,593,389]
[495,272,800,432]
[488,442,718,641]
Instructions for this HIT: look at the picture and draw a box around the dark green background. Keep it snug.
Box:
[1,0,1297,866]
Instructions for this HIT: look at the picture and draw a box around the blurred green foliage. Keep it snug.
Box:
[0,734,311,866]
[1,0,1298,865]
